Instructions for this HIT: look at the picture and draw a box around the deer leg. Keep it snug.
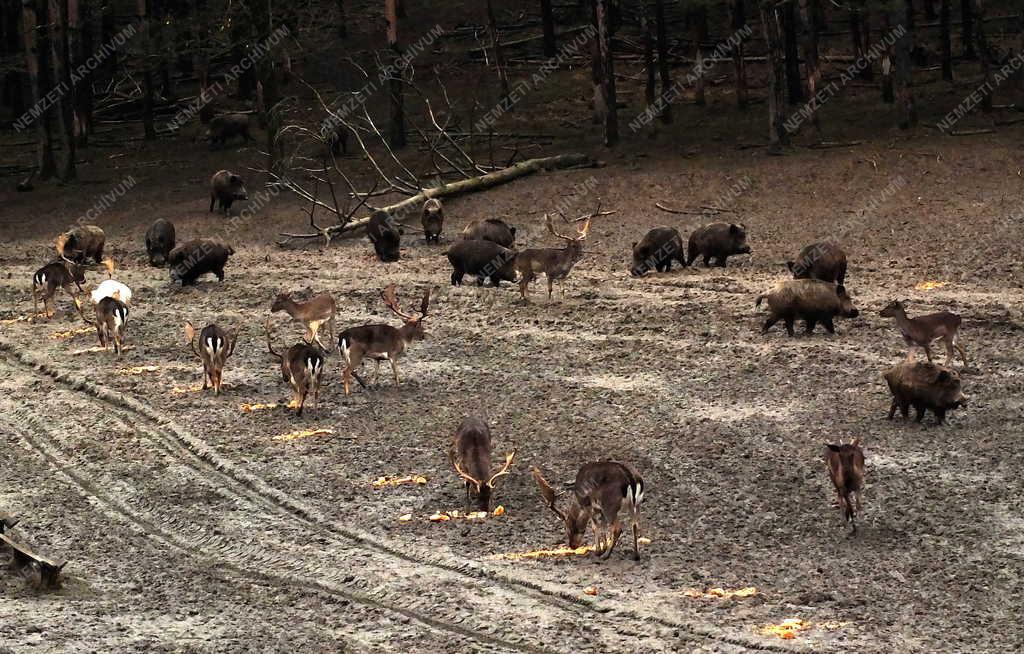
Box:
[32,285,39,317]
[923,343,934,362]
[602,524,622,559]
[464,482,472,514]
[944,336,955,365]
[547,276,554,299]
[391,359,400,386]
[955,339,968,366]
[372,360,381,385]
[631,520,641,560]
[202,366,210,390]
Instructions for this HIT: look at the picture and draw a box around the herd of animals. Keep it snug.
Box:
[23,161,972,556]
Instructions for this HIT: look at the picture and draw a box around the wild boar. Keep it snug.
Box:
[368,210,401,262]
[168,239,235,286]
[209,170,248,215]
[788,241,848,286]
[686,222,751,267]
[883,361,967,425]
[327,122,348,156]
[205,113,254,146]
[421,198,444,244]
[56,225,105,264]
[461,218,516,248]
[446,239,517,287]
[631,226,686,276]
[145,218,176,266]
[756,279,860,336]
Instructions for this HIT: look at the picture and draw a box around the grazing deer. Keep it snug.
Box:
[448,416,516,512]
[337,285,431,395]
[532,462,645,560]
[271,292,337,351]
[880,300,967,366]
[265,319,324,417]
[32,259,85,319]
[185,321,237,395]
[824,439,865,533]
[514,213,592,300]
[94,297,129,356]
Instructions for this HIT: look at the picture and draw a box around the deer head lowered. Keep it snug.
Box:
[185,320,238,395]
[449,416,516,512]
[514,208,594,300]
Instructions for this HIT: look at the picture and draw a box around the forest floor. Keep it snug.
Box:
[2,9,1024,651]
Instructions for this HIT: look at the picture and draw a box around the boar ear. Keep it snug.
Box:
[825,443,841,452]
[836,284,847,296]
[729,224,740,235]
[936,370,951,383]
[785,261,795,272]
[632,241,637,249]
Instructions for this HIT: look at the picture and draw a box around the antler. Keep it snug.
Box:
[381,284,415,320]
[102,258,115,278]
[450,448,483,493]
[55,233,74,264]
[418,286,431,319]
[545,214,577,241]
[185,321,202,360]
[531,466,567,522]
[486,447,517,488]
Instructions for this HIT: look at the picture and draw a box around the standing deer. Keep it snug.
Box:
[265,319,325,416]
[185,321,237,395]
[271,292,337,351]
[824,439,865,533]
[532,462,645,560]
[32,259,85,319]
[94,297,129,356]
[448,416,516,512]
[514,212,592,300]
[337,285,431,395]
[879,300,967,366]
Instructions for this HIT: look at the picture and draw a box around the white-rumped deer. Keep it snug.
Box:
[824,439,865,533]
[185,321,237,395]
[448,416,516,512]
[514,212,592,300]
[32,259,85,320]
[265,318,325,416]
[880,300,967,366]
[337,285,431,395]
[94,297,129,356]
[271,292,337,351]
[532,462,645,560]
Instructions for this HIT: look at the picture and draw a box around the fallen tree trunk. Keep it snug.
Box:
[279,152,595,244]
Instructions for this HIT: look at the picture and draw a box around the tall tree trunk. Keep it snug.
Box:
[891,0,917,128]
[67,0,86,144]
[960,0,976,58]
[654,0,672,123]
[761,3,789,146]
[591,0,617,146]
[337,0,347,37]
[881,13,895,103]
[693,6,707,106]
[782,2,803,103]
[642,2,655,109]
[385,0,405,149]
[48,0,75,181]
[924,0,936,20]
[906,0,915,30]
[973,0,993,111]
[22,0,56,180]
[799,0,822,134]
[733,0,748,109]
[137,0,156,140]
[940,0,953,80]
[850,7,873,80]
[540,0,556,56]
[485,0,510,99]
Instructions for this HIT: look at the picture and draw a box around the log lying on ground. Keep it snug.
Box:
[280,152,596,243]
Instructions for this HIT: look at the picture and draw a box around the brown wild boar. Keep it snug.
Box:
[446,239,517,287]
[824,439,865,533]
[883,361,967,425]
[631,226,686,276]
[168,239,234,286]
[461,218,517,248]
[686,222,751,267]
[205,113,254,146]
[788,241,848,286]
[56,225,105,264]
[756,279,859,336]
[209,170,248,215]
[145,218,176,266]
[421,198,444,244]
[448,416,516,513]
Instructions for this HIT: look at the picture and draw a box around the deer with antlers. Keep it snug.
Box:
[265,318,325,416]
[880,300,968,366]
[532,462,645,560]
[448,416,516,513]
[185,321,237,395]
[514,211,592,300]
[271,292,337,351]
[337,285,431,395]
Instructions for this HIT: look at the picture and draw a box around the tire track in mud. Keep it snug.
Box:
[0,340,796,653]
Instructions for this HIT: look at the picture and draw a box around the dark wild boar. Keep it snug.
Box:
[205,113,254,146]
[788,241,848,286]
[446,239,517,287]
[631,226,686,276]
[461,218,516,248]
[327,122,348,156]
[686,222,751,267]
[56,225,105,264]
[421,198,444,244]
[756,279,860,336]
[448,416,516,513]
[883,361,967,425]
[145,218,176,266]
[168,239,235,286]
[209,170,248,215]
[367,210,401,262]
[824,439,865,533]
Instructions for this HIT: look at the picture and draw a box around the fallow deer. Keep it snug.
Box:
[448,416,516,512]
[265,319,324,416]
[532,462,645,560]
[271,292,337,351]
[32,259,85,320]
[514,212,592,300]
[337,285,431,395]
[185,321,237,395]
[824,439,865,533]
[880,300,967,366]
[94,296,129,356]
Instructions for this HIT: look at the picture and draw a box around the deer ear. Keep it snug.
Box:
[851,438,862,448]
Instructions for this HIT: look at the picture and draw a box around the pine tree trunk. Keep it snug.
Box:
[850,8,873,80]
[642,3,655,109]
[960,0,976,58]
[973,0,993,111]
[485,0,510,99]
[924,0,936,20]
[799,0,822,133]
[137,0,156,140]
[48,0,75,181]
[891,0,917,128]
[540,0,556,56]
[761,3,789,146]
[783,2,803,103]
[940,0,953,80]
[733,0,748,109]
[22,0,56,180]
[591,0,617,146]
[881,13,894,103]
[693,6,707,106]
[654,0,672,123]
[385,0,405,149]
[337,0,346,38]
